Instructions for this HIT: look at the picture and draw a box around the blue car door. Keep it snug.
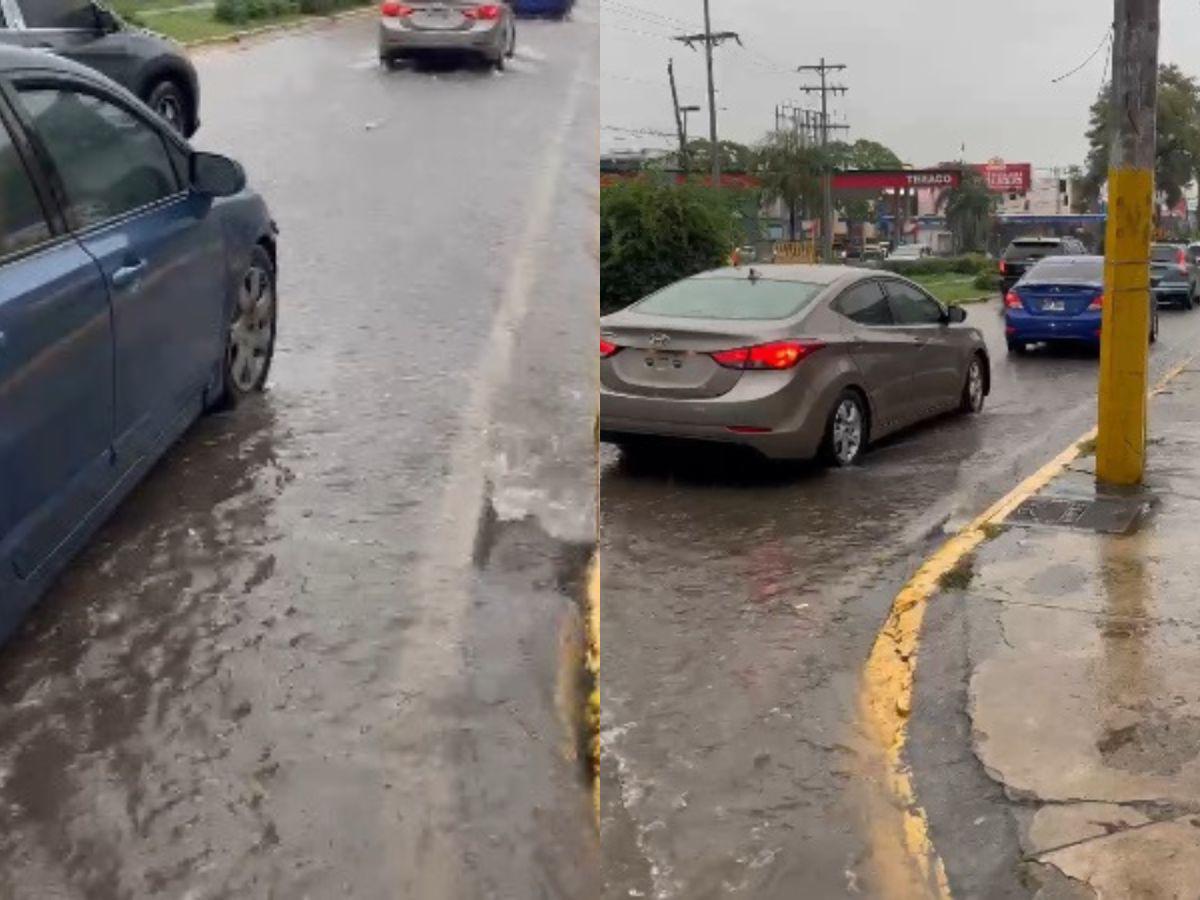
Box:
[0,95,113,599]
[10,78,226,468]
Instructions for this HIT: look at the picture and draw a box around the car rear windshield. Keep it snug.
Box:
[1027,258,1102,283]
[631,277,824,320]
[1152,244,1182,262]
[1005,240,1062,259]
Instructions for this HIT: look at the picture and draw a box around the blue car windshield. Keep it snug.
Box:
[632,277,824,320]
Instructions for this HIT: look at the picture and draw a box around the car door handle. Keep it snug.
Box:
[111,259,148,289]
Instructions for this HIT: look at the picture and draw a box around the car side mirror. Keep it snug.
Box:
[947,305,968,324]
[92,2,121,33]
[191,152,246,197]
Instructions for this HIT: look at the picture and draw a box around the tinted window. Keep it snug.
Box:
[1005,240,1062,259]
[1027,257,1103,283]
[17,87,180,230]
[1152,244,1182,262]
[631,277,824,320]
[834,281,892,326]
[0,121,53,260]
[18,0,96,28]
[886,281,944,325]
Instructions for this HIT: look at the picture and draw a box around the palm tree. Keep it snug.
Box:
[937,167,994,253]
[754,131,823,240]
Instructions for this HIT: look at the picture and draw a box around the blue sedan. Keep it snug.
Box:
[0,47,278,643]
[512,0,574,16]
[1005,255,1157,353]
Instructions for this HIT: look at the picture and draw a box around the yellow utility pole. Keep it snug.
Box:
[1097,0,1158,485]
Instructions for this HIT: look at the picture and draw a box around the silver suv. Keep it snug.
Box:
[0,0,199,135]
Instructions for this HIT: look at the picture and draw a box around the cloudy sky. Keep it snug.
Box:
[601,0,1200,169]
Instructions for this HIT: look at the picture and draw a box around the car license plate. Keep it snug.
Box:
[645,351,685,371]
[1042,300,1066,312]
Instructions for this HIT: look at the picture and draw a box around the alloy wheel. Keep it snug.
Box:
[832,399,864,465]
[967,359,985,411]
[228,263,275,392]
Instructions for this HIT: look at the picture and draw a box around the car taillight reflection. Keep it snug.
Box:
[711,340,825,371]
[600,339,620,358]
[381,1,414,16]
[464,4,503,18]
[1088,294,1104,310]
[1004,291,1023,309]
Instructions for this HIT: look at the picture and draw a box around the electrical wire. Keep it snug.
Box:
[1051,27,1114,84]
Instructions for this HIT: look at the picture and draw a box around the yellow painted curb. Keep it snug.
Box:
[858,352,1197,898]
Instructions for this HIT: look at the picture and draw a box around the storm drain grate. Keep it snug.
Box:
[1008,496,1153,535]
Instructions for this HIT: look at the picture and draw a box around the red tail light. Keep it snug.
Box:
[464,4,503,18]
[600,339,620,359]
[1088,293,1104,310]
[711,340,825,370]
[1178,248,1189,274]
[1004,291,1022,309]
[381,1,414,16]
[999,259,1007,275]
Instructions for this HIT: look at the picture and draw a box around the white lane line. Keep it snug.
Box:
[378,52,593,898]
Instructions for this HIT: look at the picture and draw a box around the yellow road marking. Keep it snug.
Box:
[859,352,1196,898]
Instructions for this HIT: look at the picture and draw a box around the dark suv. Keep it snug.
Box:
[999,236,1086,296]
[0,0,199,136]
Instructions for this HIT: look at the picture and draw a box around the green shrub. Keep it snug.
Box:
[215,0,300,23]
[601,179,739,315]
[883,253,993,277]
[973,271,1002,291]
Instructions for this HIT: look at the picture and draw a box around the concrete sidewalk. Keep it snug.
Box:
[926,363,1200,897]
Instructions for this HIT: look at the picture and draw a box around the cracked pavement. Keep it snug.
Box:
[911,363,1200,897]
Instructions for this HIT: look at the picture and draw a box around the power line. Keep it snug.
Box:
[673,1,741,187]
[797,58,849,262]
[1051,26,1114,84]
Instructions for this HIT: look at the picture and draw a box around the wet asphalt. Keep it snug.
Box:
[601,301,1200,898]
[0,9,598,900]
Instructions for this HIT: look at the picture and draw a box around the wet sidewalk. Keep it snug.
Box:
[922,363,1200,897]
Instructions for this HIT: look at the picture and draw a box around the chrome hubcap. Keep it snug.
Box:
[229,265,274,392]
[832,399,863,464]
[968,361,984,409]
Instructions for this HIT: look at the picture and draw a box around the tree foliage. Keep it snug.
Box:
[1083,64,1200,208]
[937,167,994,253]
[683,139,756,174]
[600,179,738,314]
[753,131,823,239]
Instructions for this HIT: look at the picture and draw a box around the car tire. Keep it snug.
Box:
[959,354,986,414]
[1151,309,1159,344]
[216,245,277,410]
[507,22,517,57]
[820,389,868,468]
[145,78,190,136]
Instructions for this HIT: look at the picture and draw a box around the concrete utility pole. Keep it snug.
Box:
[1096,0,1158,486]
[668,59,687,171]
[673,2,740,188]
[798,58,848,262]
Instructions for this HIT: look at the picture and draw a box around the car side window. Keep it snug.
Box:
[833,281,893,326]
[886,281,945,325]
[0,118,53,261]
[16,87,181,230]
[18,0,97,29]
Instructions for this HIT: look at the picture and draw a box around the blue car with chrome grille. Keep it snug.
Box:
[1004,255,1157,353]
[0,47,278,644]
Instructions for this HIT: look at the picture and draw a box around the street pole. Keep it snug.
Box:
[672,9,739,190]
[1096,0,1158,486]
[701,0,720,187]
[798,59,848,263]
[668,59,687,172]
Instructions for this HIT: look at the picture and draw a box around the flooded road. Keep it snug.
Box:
[0,9,597,899]
[601,303,1200,898]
